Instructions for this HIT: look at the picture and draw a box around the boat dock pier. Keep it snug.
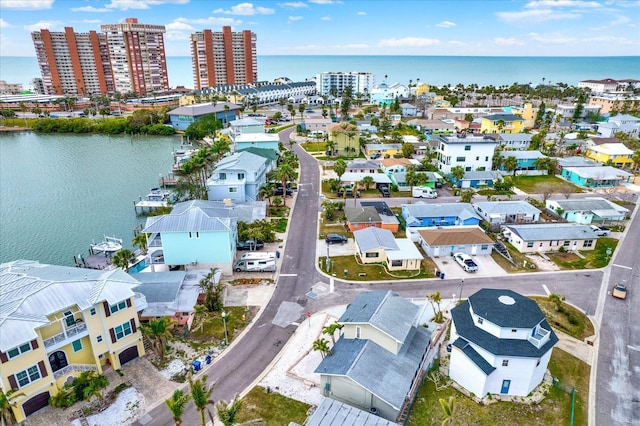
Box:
[73,253,114,270]
[134,198,168,213]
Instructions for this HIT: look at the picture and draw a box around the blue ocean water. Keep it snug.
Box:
[1,55,638,91]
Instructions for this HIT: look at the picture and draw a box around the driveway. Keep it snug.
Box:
[430,253,507,280]
[316,237,357,259]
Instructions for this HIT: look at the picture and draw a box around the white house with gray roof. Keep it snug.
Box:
[315,291,432,422]
[497,133,533,151]
[206,150,276,202]
[500,223,599,253]
[546,197,629,224]
[449,289,558,397]
[472,201,541,225]
[402,202,481,228]
[353,227,422,271]
[435,134,499,174]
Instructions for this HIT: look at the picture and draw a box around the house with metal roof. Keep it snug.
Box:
[402,202,481,228]
[0,260,145,423]
[585,143,634,169]
[472,201,541,225]
[298,397,397,426]
[480,113,526,134]
[143,200,239,274]
[168,102,241,130]
[206,150,276,202]
[501,223,599,253]
[561,165,633,188]
[416,226,494,258]
[315,291,432,422]
[497,133,533,151]
[353,227,423,271]
[453,170,503,189]
[596,114,640,138]
[498,150,547,176]
[546,197,629,224]
[449,289,558,397]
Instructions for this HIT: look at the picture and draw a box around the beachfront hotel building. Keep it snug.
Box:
[0,260,145,422]
[190,27,257,90]
[315,71,375,97]
[101,18,169,95]
[31,28,115,96]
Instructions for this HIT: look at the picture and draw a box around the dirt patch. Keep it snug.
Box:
[525,254,560,271]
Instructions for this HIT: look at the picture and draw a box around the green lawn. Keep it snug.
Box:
[236,386,310,426]
[530,296,594,340]
[319,254,437,280]
[546,238,618,269]
[511,175,582,194]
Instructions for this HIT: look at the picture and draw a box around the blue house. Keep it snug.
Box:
[402,202,481,227]
[498,150,547,175]
[168,102,241,131]
[143,201,238,274]
[561,166,633,188]
[206,149,276,202]
[452,171,502,189]
[230,117,280,152]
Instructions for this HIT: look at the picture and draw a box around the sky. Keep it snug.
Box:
[0,0,639,57]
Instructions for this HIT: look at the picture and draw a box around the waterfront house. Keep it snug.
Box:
[449,289,558,398]
[168,102,240,130]
[206,150,276,202]
[402,202,481,228]
[472,201,541,225]
[0,260,145,423]
[585,143,634,169]
[453,170,502,189]
[545,197,629,224]
[561,165,633,188]
[315,291,432,422]
[498,151,547,176]
[480,113,526,134]
[501,223,599,253]
[435,134,499,175]
[229,117,281,152]
[354,227,422,271]
[417,226,493,258]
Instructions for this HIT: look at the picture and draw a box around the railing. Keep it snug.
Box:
[43,322,88,349]
[53,363,97,380]
[133,292,148,312]
[528,327,551,348]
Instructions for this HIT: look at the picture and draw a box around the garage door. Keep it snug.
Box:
[118,345,139,366]
[22,391,50,417]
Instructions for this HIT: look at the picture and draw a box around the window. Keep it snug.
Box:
[355,326,361,339]
[64,311,75,327]
[96,335,103,343]
[485,156,489,161]
[465,167,472,171]
[229,187,238,193]
[365,252,379,258]
[583,240,594,248]
[464,145,471,151]
[476,156,479,161]
[72,340,83,352]
[456,156,466,162]
[238,173,245,180]
[536,358,541,367]
[502,359,509,367]
[391,260,403,267]
[219,173,226,180]
[7,342,32,359]
[477,317,483,324]
[110,301,127,314]
[511,329,517,333]
[114,321,133,341]
[481,244,489,250]
[563,240,570,247]
[16,365,41,388]
[527,241,534,248]
[90,307,96,316]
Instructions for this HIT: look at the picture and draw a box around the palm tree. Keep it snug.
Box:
[132,233,148,253]
[287,104,296,123]
[268,164,297,207]
[0,389,24,426]
[111,249,133,272]
[189,374,215,426]
[322,321,344,345]
[440,396,456,426]
[450,166,465,186]
[504,155,519,176]
[165,389,191,426]
[312,338,331,359]
[406,169,428,194]
[198,268,223,313]
[142,317,173,362]
[361,175,375,191]
[216,395,243,426]
[333,159,347,179]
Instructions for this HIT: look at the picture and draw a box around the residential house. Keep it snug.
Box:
[554,104,601,121]
[545,197,629,224]
[360,201,400,233]
[228,117,280,152]
[297,398,397,426]
[364,143,403,158]
[434,134,499,174]
[585,143,634,168]
[345,206,382,232]
[449,289,558,397]
[315,291,432,422]
[328,122,360,156]
[168,102,240,130]
[370,82,410,105]
[417,226,494,258]
[354,227,423,271]
[340,172,392,188]
[555,156,601,173]
[346,160,378,174]
[406,118,456,135]
[400,103,418,117]
[229,117,265,135]
[480,113,526,134]
[143,200,239,274]
[207,150,276,202]
[561,165,633,188]
[501,223,599,253]
[189,81,316,107]
[588,94,640,115]
[304,118,333,135]
[0,260,145,423]
[473,201,541,225]
[498,151,547,176]
[389,171,441,191]
[453,171,502,189]
[402,202,481,228]
[497,133,533,151]
[380,158,418,174]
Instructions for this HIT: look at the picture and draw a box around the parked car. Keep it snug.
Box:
[590,225,610,237]
[325,234,348,244]
[378,184,390,197]
[236,240,264,251]
[453,252,478,273]
[273,187,293,196]
[612,283,627,300]
[337,187,360,198]
[370,152,381,160]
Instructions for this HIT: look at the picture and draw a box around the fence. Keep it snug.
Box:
[549,374,577,426]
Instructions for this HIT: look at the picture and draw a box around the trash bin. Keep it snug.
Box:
[436,271,441,277]
[276,251,280,258]
[192,360,201,372]
[205,355,212,365]
[440,272,445,279]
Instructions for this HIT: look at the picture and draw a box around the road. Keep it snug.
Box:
[134,127,610,425]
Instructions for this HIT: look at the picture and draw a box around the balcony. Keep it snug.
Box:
[53,363,98,380]
[528,326,551,349]
[43,321,89,352]
[133,292,148,312]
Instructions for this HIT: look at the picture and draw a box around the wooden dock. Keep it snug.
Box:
[73,254,114,270]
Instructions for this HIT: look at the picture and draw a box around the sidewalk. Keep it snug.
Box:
[554,329,594,365]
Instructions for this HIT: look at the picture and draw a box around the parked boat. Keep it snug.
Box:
[145,187,173,202]
[90,235,123,255]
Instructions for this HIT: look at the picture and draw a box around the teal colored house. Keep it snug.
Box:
[143,201,237,274]
[561,166,633,188]
[498,150,547,175]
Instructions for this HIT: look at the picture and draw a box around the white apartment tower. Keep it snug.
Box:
[315,71,375,97]
[435,134,499,174]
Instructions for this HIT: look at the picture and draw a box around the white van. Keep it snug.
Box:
[233,258,276,272]
[412,187,437,198]
[239,251,277,261]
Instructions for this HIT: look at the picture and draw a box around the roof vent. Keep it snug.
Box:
[498,295,516,305]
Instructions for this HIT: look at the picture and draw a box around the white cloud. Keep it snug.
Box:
[0,0,53,10]
[321,16,331,21]
[213,3,275,15]
[165,21,196,31]
[24,20,63,32]
[71,6,112,12]
[0,18,12,28]
[494,37,524,46]
[165,31,190,41]
[105,0,189,11]
[288,16,303,22]
[496,8,581,23]
[524,0,602,9]
[309,0,340,4]
[378,37,441,47]
[436,20,456,28]
[167,16,240,27]
[279,1,308,8]
[357,11,366,16]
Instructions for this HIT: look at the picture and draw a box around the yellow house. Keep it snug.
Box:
[585,143,634,168]
[415,83,430,96]
[0,261,145,422]
[328,122,360,156]
[480,113,526,134]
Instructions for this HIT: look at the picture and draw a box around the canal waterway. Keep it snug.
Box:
[0,132,182,266]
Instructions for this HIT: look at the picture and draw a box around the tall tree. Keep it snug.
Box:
[216,396,243,426]
[322,321,344,345]
[142,317,173,363]
[268,163,297,207]
[312,338,331,359]
[111,249,133,272]
[189,374,216,426]
[406,169,428,193]
[503,155,519,176]
[334,159,347,179]
[198,268,223,313]
[165,389,191,426]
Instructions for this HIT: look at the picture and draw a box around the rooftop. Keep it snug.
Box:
[473,200,541,216]
[503,223,597,241]
[418,227,494,246]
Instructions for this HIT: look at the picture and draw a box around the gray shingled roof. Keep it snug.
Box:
[354,227,398,252]
[305,398,396,426]
[462,170,502,181]
[500,150,546,160]
[473,201,541,216]
[468,289,545,328]
[498,133,533,142]
[345,206,381,224]
[503,223,597,241]
[403,202,481,221]
[556,156,600,167]
[339,291,418,344]
[452,338,496,375]
[483,113,523,121]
